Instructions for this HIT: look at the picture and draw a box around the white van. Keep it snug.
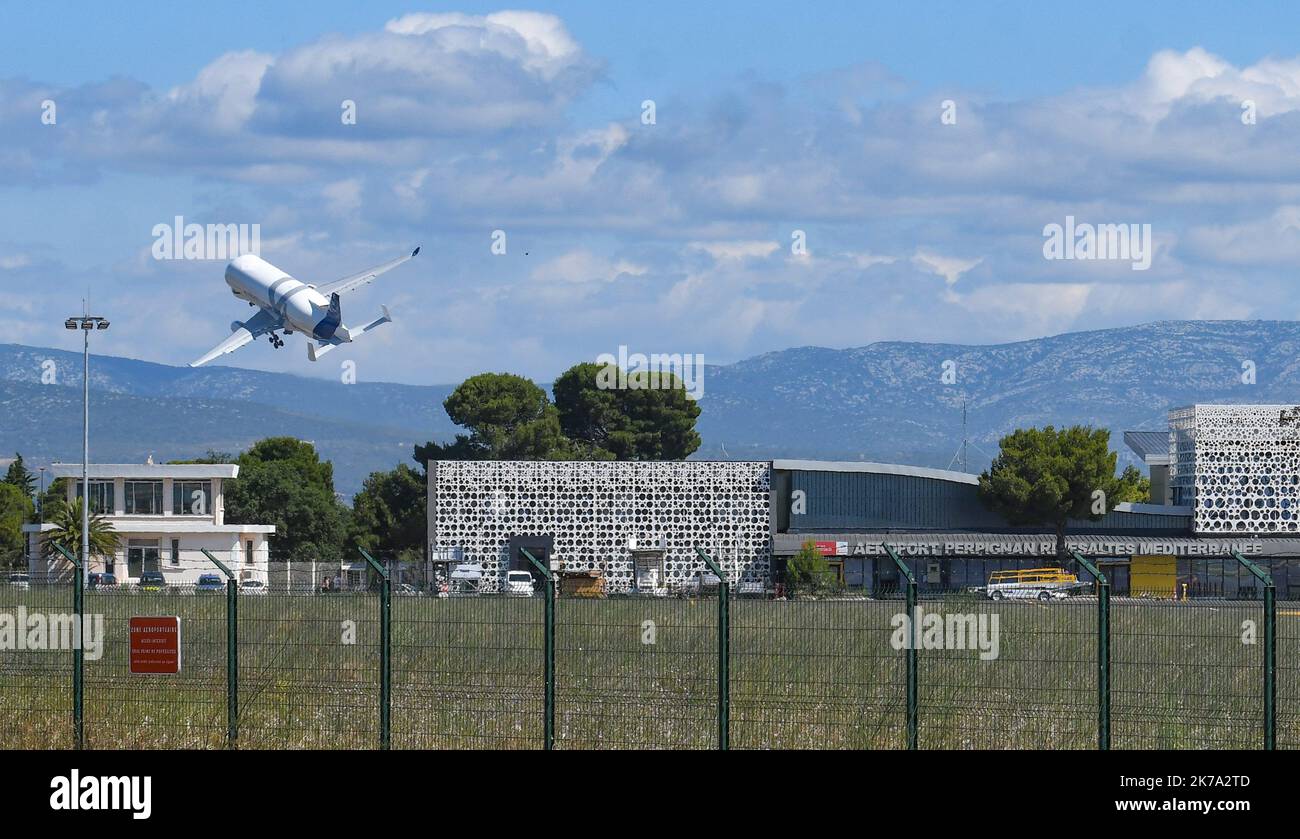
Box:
[505,571,535,597]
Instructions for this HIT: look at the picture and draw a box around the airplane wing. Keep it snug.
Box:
[188,307,283,368]
[314,246,420,298]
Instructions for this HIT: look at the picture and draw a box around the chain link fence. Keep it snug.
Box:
[0,548,1291,750]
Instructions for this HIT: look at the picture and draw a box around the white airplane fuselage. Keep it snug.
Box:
[225,254,342,341]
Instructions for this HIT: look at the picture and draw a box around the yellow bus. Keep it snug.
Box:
[985,567,1079,601]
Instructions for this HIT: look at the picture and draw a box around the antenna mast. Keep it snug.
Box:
[947,398,971,473]
[962,400,968,472]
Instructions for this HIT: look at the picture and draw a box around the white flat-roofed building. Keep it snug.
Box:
[23,462,275,585]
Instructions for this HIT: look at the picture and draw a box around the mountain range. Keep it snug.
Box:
[1,320,1295,496]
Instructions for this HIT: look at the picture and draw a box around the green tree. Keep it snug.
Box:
[1113,464,1151,503]
[38,477,66,523]
[350,464,426,562]
[785,539,837,595]
[2,453,36,499]
[978,425,1132,561]
[414,373,574,465]
[0,483,33,569]
[41,497,119,563]
[223,438,349,562]
[169,450,236,465]
[552,362,702,460]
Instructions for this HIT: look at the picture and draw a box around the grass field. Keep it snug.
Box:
[1,586,1295,749]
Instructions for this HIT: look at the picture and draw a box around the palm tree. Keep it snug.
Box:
[42,498,119,564]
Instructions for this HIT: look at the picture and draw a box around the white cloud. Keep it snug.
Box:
[528,249,646,293]
[912,249,983,286]
[385,11,582,80]
[12,35,1300,383]
[165,50,272,133]
[688,240,779,261]
[322,179,363,216]
[845,250,897,270]
[1183,206,1300,265]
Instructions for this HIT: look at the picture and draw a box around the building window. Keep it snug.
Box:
[171,539,181,566]
[245,540,254,565]
[124,480,163,515]
[172,481,212,516]
[127,539,160,578]
[75,480,115,515]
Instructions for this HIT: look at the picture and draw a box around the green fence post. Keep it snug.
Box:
[201,549,238,748]
[885,545,917,750]
[359,549,391,750]
[1233,551,1276,750]
[696,547,730,751]
[54,544,83,750]
[521,548,555,750]
[1072,552,1110,750]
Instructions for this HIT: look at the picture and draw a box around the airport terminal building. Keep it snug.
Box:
[427,404,1300,598]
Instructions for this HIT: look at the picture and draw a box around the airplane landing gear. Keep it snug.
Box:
[269,333,285,349]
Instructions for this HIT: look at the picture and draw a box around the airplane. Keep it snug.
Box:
[189,247,420,367]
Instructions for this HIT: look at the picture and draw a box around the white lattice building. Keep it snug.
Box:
[1170,404,1300,534]
[427,460,772,592]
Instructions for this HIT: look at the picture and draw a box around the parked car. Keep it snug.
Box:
[679,570,721,597]
[195,573,226,593]
[8,572,30,590]
[504,570,535,597]
[239,579,267,595]
[736,580,766,598]
[137,571,166,592]
[88,572,118,590]
[396,583,421,596]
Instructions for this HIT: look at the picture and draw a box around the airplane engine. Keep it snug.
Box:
[230,321,244,333]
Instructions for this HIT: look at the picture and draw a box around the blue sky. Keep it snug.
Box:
[4,1,1300,384]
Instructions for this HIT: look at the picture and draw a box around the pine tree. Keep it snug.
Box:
[2,453,35,499]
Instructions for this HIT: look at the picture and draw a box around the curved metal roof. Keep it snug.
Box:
[772,459,978,485]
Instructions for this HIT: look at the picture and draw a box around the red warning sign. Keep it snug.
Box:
[129,616,181,674]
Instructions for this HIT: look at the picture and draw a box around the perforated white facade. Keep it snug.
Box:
[1170,404,1300,534]
[428,460,772,592]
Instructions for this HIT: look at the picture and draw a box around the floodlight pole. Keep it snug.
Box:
[67,312,108,586]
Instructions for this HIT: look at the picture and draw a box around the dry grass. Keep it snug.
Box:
[1,587,1294,749]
